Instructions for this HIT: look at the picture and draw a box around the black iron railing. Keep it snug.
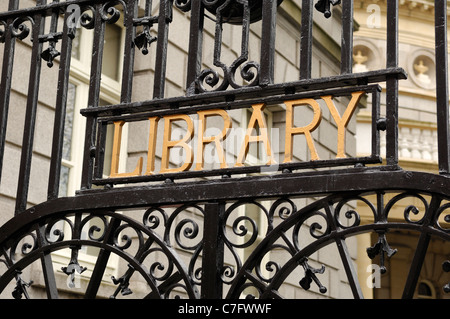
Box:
[0,0,410,208]
[0,0,448,299]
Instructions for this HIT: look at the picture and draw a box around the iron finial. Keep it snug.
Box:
[315,0,341,18]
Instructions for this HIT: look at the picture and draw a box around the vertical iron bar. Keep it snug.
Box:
[340,0,353,75]
[153,0,172,99]
[300,0,313,80]
[435,0,450,175]
[402,232,431,298]
[372,87,381,158]
[120,0,138,103]
[85,217,122,299]
[40,253,59,298]
[0,0,20,187]
[213,8,224,69]
[145,0,153,16]
[15,3,47,214]
[94,121,107,179]
[386,0,399,69]
[376,192,384,222]
[48,0,60,37]
[335,238,364,299]
[201,202,225,299]
[47,8,74,200]
[402,196,442,298]
[385,0,399,167]
[37,224,59,299]
[81,4,105,190]
[186,0,204,95]
[259,0,277,86]
[326,204,364,298]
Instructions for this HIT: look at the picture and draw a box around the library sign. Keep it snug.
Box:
[94,85,381,185]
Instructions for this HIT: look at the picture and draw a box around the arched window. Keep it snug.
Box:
[417,280,436,299]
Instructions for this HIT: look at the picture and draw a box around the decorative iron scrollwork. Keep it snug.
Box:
[100,1,123,24]
[134,1,173,56]
[76,5,96,30]
[269,197,297,223]
[366,232,397,274]
[299,258,327,293]
[143,206,168,231]
[41,4,96,68]
[39,5,64,68]
[41,43,61,68]
[61,246,88,288]
[111,264,134,298]
[0,190,449,299]
[12,271,33,300]
[134,27,157,55]
[11,17,32,40]
[174,0,192,12]
[334,196,367,229]
[10,233,37,263]
[436,203,450,233]
[315,0,341,18]
[203,0,284,25]
[196,0,261,92]
[0,21,7,43]
[384,192,429,225]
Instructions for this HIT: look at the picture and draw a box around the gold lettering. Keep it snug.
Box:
[160,114,194,174]
[322,91,364,158]
[110,120,143,178]
[283,99,322,162]
[145,117,160,175]
[195,109,231,170]
[107,91,365,178]
[235,103,276,167]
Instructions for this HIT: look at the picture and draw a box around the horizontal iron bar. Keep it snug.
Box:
[77,169,450,207]
[92,155,383,186]
[0,0,107,20]
[80,68,407,117]
[94,84,381,123]
[2,169,450,245]
[133,16,159,26]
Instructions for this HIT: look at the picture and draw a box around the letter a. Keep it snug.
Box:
[235,103,276,167]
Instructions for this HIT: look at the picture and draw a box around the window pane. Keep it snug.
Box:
[63,83,76,161]
[71,30,80,60]
[102,23,122,81]
[59,83,76,198]
[59,165,70,197]
[418,282,432,297]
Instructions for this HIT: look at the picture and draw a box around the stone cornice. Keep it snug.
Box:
[355,0,449,15]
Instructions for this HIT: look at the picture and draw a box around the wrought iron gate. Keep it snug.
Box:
[0,0,449,299]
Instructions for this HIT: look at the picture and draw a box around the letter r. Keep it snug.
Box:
[283,99,322,162]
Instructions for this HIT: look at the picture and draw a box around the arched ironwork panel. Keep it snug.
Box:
[0,171,449,299]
